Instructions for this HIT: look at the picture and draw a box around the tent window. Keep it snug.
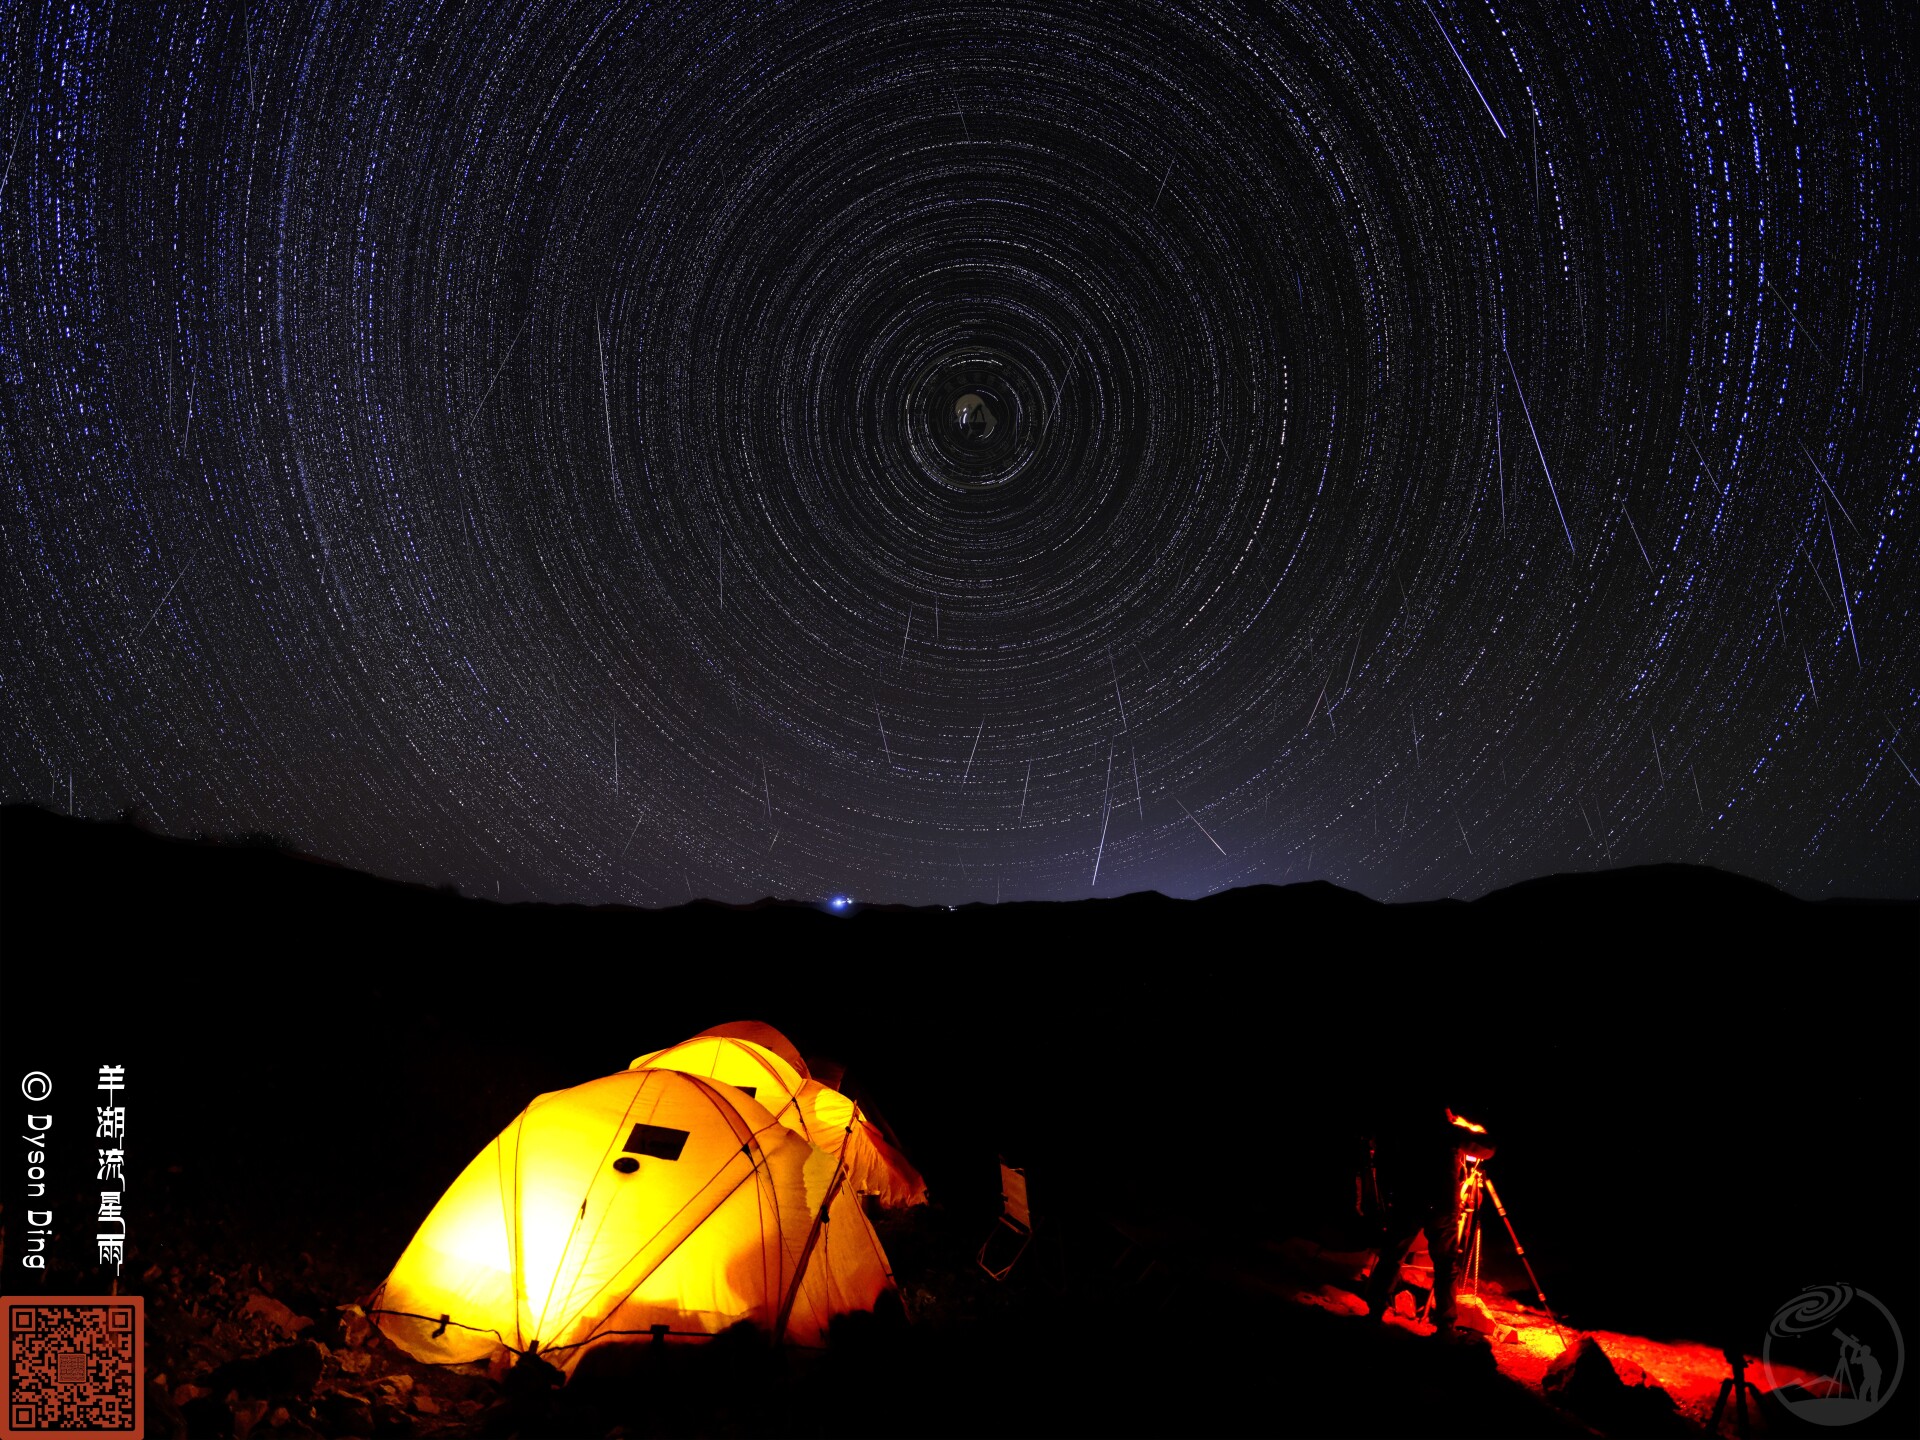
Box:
[735,1085,758,1098]
[624,1124,690,1161]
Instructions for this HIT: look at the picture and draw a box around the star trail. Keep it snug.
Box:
[1,0,1914,905]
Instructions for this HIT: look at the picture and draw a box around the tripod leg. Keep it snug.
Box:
[1708,1378,1731,1433]
[1462,1185,1477,1297]
[1481,1175,1562,1329]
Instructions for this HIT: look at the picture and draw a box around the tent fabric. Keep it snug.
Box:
[372,1068,892,1369]
[628,1034,811,1140]
[630,1022,927,1209]
[795,1078,928,1208]
[689,1020,811,1080]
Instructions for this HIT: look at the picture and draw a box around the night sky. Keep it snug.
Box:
[2,0,1914,906]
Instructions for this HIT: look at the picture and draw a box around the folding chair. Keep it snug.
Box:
[977,1157,1032,1280]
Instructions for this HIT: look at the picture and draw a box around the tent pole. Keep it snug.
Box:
[772,1158,850,1344]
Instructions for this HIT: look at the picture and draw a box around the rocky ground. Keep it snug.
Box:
[121,1195,1827,1439]
[7,814,1912,1439]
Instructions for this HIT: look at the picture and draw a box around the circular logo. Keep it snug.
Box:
[21,1071,52,1101]
[903,346,1041,492]
[952,392,999,443]
[1762,1284,1904,1425]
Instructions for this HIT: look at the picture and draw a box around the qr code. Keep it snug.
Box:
[2,1298,143,1439]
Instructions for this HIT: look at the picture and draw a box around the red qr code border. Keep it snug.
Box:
[0,1297,143,1440]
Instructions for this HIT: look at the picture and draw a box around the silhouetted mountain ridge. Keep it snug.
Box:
[4,803,1895,922]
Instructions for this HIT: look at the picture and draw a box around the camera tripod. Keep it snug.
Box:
[1441,1158,1563,1331]
[1707,1347,1764,1438]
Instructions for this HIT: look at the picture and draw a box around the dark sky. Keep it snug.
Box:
[2,0,1914,906]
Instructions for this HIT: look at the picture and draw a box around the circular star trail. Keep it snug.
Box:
[2,0,1914,904]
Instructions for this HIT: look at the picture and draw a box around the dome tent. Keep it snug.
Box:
[628,1028,812,1137]
[629,1020,927,1209]
[371,1067,893,1370]
[793,1079,927,1209]
[685,1019,811,1076]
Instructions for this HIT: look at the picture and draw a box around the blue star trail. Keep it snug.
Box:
[1,0,1913,904]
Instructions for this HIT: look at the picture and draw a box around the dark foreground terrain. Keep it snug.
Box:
[2,806,1915,1437]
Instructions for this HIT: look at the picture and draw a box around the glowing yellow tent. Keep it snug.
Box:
[628,1021,927,1209]
[371,1067,893,1369]
[628,1028,811,1135]
[794,1079,928,1209]
[686,1019,810,1076]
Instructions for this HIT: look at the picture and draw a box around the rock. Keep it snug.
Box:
[1613,1356,1649,1387]
[1542,1334,1684,1433]
[1454,1303,1503,1335]
[257,1340,326,1398]
[337,1350,373,1375]
[412,1393,440,1415]
[144,1380,189,1440]
[241,1293,313,1337]
[1543,1334,1626,1403]
[1313,1285,1368,1317]
[179,1392,235,1439]
[335,1305,373,1349]
[269,1407,290,1428]
[173,1383,211,1407]
[432,1368,494,1402]
[370,1400,414,1436]
[230,1395,269,1440]
[374,1374,415,1401]
[208,1340,327,1399]
[315,1392,375,1438]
